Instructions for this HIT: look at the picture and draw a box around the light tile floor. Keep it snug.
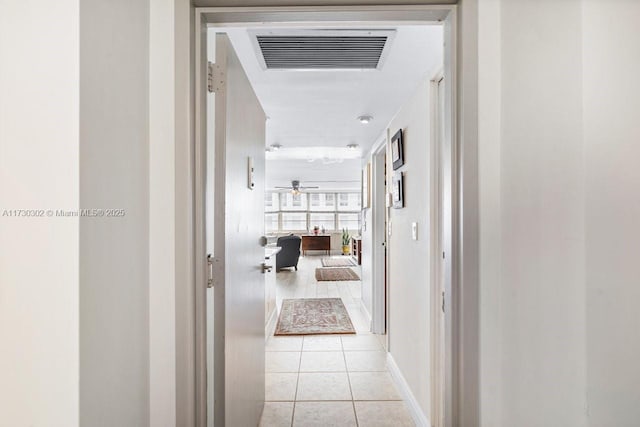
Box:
[260,255,415,427]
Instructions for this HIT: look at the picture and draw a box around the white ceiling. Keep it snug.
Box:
[215,25,444,153]
[209,24,443,191]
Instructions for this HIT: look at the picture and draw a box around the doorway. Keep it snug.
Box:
[371,140,388,336]
[193,6,462,427]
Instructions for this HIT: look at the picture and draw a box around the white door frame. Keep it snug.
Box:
[371,138,388,335]
[188,5,479,427]
[430,69,446,427]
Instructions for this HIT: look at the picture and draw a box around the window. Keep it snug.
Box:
[281,193,307,211]
[265,213,279,232]
[338,193,361,211]
[265,192,279,212]
[281,212,307,231]
[309,193,335,211]
[265,192,360,233]
[338,213,360,231]
[309,213,335,231]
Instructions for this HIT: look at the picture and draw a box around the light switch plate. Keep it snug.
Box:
[412,222,418,240]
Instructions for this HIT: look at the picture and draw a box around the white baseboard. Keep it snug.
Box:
[359,299,372,330]
[386,353,430,427]
[265,308,278,340]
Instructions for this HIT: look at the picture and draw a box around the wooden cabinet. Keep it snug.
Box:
[301,235,331,256]
[351,236,362,265]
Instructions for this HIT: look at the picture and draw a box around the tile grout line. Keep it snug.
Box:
[340,336,360,427]
[290,342,305,427]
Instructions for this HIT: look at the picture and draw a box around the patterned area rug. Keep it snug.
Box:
[275,298,356,335]
[321,257,357,267]
[315,267,360,281]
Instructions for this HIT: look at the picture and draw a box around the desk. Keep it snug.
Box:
[301,235,330,256]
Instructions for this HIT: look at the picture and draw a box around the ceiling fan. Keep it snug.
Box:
[275,180,319,195]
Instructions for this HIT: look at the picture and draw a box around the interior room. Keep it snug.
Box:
[6,3,640,427]
[207,23,444,426]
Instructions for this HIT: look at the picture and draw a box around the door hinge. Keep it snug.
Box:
[207,61,224,93]
[441,291,445,313]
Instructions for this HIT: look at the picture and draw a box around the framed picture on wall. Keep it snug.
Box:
[391,129,404,170]
[361,162,371,209]
[392,172,404,209]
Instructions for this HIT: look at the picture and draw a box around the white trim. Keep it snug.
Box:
[370,136,388,335]
[387,353,430,427]
[194,11,209,427]
[265,308,278,339]
[359,298,372,330]
[429,69,445,427]
[190,6,475,427]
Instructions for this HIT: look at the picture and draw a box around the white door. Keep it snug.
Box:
[210,33,266,427]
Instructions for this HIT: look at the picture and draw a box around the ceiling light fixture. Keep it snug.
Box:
[347,143,359,150]
[357,115,373,124]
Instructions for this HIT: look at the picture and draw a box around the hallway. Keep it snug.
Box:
[260,256,414,426]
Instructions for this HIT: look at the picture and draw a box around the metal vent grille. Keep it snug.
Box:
[256,35,389,70]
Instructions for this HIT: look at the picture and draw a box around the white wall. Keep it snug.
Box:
[582,2,640,425]
[479,0,588,425]
[477,0,640,426]
[149,0,178,425]
[79,1,150,426]
[477,0,502,425]
[0,2,80,426]
[500,1,586,425]
[383,78,434,417]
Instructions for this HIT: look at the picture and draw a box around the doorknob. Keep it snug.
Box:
[261,262,273,274]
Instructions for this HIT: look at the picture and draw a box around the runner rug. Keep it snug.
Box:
[321,257,357,267]
[315,267,360,281]
[275,298,356,335]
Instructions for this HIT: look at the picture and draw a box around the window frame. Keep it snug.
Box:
[265,191,361,233]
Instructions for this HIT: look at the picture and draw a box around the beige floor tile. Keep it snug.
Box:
[354,401,415,427]
[299,351,346,372]
[344,351,388,372]
[296,372,352,400]
[341,334,384,351]
[302,335,343,351]
[266,351,301,373]
[349,372,402,401]
[259,401,294,427]
[292,401,357,427]
[266,373,298,401]
[266,336,304,352]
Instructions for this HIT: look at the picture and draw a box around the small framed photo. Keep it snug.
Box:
[392,172,404,209]
[391,129,404,170]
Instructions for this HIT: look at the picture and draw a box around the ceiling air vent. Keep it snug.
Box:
[252,30,395,70]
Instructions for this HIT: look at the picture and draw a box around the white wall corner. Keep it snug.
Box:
[387,353,430,427]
